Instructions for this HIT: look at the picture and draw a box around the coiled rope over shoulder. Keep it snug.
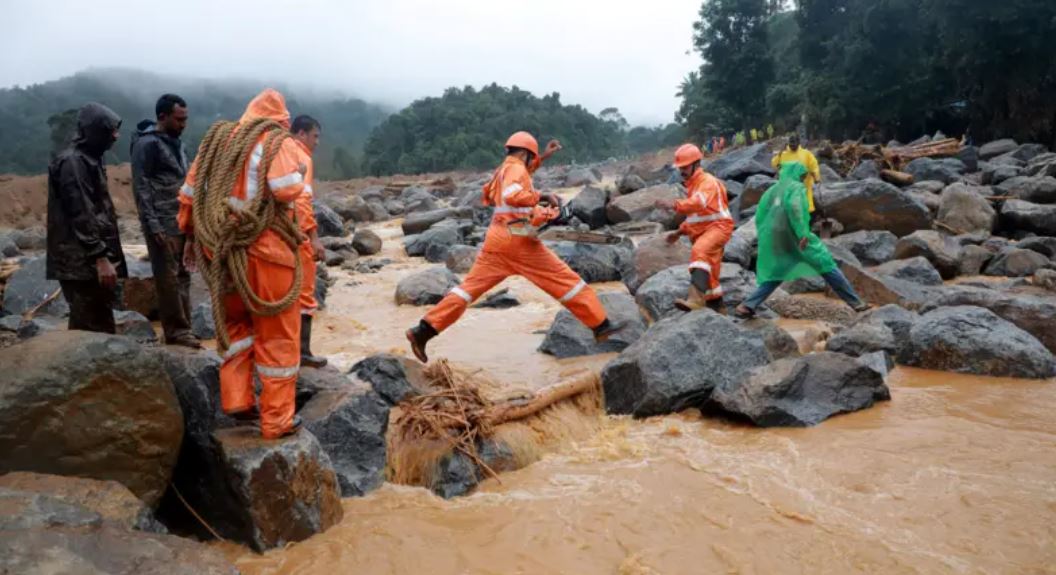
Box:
[191,117,304,352]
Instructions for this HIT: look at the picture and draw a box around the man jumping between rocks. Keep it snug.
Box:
[405,131,625,362]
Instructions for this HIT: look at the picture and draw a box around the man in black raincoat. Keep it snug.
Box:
[131,94,201,348]
[46,102,127,333]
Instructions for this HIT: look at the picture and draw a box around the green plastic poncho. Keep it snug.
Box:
[754,162,837,283]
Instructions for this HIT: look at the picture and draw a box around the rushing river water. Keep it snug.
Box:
[220,220,1056,575]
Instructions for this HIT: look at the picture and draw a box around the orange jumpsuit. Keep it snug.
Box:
[178,89,306,439]
[675,168,734,301]
[423,155,606,332]
[293,140,318,316]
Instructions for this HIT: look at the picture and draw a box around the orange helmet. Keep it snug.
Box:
[673,143,703,168]
[505,131,539,157]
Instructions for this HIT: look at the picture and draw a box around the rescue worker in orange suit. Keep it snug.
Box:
[290,115,328,368]
[406,131,625,362]
[655,144,734,314]
[179,89,306,439]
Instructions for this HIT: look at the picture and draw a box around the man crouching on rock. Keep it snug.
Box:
[405,131,625,362]
[655,144,734,314]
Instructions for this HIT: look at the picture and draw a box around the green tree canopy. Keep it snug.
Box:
[362,84,625,176]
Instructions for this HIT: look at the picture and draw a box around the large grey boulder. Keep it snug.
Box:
[400,186,439,213]
[873,256,944,286]
[113,310,157,344]
[959,244,994,276]
[564,166,601,187]
[1001,199,1056,235]
[538,292,646,358]
[712,352,890,427]
[623,234,692,294]
[829,230,898,266]
[402,208,463,235]
[937,183,997,235]
[849,160,881,180]
[634,263,755,322]
[601,311,771,417]
[0,471,162,532]
[904,306,1056,378]
[1017,236,1056,258]
[1008,143,1050,163]
[351,353,429,405]
[723,216,758,268]
[404,223,460,262]
[853,304,919,360]
[606,184,683,229]
[444,244,479,274]
[979,139,1018,160]
[0,234,19,258]
[815,179,932,237]
[905,157,966,185]
[826,322,898,359]
[11,227,47,251]
[704,143,776,181]
[352,229,383,255]
[0,524,237,575]
[301,384,389,497]
[997,176,1056,204]
[314,202,347,237]
[740,174,776,211]
[0,332,183,507]
[921,286,1056,354]
[893,230,962,279]
[395,267,460,306]
[209,427,343,551]
[547,238,634,284]
[1,257,68,317]
[617,173,647,195]
[983,247,1051,277]
[740,319,800,360]
[569,185,610,229]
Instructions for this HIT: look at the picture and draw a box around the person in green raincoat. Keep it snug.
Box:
[734,162,871,318]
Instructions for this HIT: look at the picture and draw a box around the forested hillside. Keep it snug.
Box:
[0,68,391,179]
[678,0,1056,145]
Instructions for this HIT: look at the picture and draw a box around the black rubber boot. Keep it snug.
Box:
[406,320,438,363]
[593,318,627,343]
[275,415,303,439]
[300,315,328,368]
[228,405,260,425]
[705,297,728,316]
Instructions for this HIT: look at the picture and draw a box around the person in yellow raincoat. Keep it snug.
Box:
[771,133,821,215]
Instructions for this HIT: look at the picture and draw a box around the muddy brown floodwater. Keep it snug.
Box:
[220,220,1056,575]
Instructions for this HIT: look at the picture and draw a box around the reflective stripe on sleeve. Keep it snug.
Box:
[451,286,473,303]
[268,171,304,191]
[558,280,587,303]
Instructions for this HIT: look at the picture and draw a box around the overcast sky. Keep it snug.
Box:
[1,0,703,125]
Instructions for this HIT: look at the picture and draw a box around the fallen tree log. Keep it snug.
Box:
[880,169,914,187]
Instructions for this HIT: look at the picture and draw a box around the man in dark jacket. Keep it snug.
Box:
[131,94,200,348]
[46,102,127,333]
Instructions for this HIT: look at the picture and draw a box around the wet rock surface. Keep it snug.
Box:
[816,179,932,236]
[0,332,183,507]
[539,292,646,358]
[395,266,460,305]
[602,311,771,417]
[301,384,390,497]
[713,352,891,427]
[904,306,1056,378]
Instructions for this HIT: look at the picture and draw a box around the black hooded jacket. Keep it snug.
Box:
[46,102,128,281]
[130,119,188,236]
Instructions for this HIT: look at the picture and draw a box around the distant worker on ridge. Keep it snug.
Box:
[655,144,734,313]
[405,131,625,362]
[46,102,127,334]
